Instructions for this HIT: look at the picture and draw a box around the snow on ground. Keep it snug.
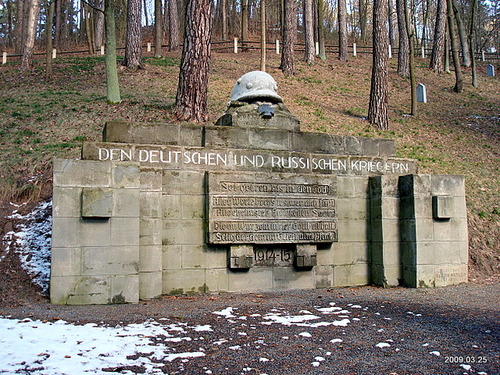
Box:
[2,200,52,293]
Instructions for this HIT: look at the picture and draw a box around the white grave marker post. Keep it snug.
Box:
[421,46,425,58]
[486,64,495,76]
[276,40,280,54]
[101,45,105,55]
[147,42,151,52]
[234,38,238,53]
[2,51,6,64]
[315,42,319,56]
[353,43,357,57]
[481,51,485,62]
[417,83,427,103]
[388,45,392,58]
[52,48,57,59]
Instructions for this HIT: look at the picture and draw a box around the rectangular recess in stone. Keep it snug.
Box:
[207,171,338,245]
[81,188,113,218]
[432,195,454,220]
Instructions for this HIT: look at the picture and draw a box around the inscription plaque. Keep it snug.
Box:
[207,172,338,244]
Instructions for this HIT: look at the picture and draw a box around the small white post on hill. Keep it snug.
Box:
[417,83,427,103]
[388,45,392,58]
[2,51,6,64]
[52,48,57,59]
[421,46,425,58]
[234,38,238,54]
[315,42,319,56]
[353,43,357,57]
[101,45,105,55]
[275,40,280,54]
[147,42,151,52]
[481,51,485,61]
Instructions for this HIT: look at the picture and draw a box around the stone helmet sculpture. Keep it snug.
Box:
[230,71,283,103]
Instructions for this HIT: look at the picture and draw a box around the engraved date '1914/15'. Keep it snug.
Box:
[254,249,293,265]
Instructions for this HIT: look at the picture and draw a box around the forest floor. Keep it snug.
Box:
[1,48,498,285]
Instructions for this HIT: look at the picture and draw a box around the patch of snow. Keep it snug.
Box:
[330,339,343,344]
[213,307,237,318]
[299,332,312,337]
[429,351,441,356]
[460,364,471,371]
[375,342,391,348]
[3,200,52,293]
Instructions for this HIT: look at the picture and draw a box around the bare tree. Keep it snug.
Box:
[359,0,369,43]
[469,0,478,87]
[304,0,314,64]
[168,0,179,51]
[154,0,162,57]
[451,0,470,67]
[403,0,417,115]
[368,0,389,130]
[105,0,121,103]
[317,0,326,60]
[21,0,41,69]
[241,0,249,46]
[338,0,348,61]
[429,0,447,73]
[122,0,143,69]
[46,0,55,78]
[396,0,409,77]
[280,0,297,75]
[447,0,463,92]
[175,0,212,122]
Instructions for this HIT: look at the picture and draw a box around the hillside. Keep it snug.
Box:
[0,49,498,285]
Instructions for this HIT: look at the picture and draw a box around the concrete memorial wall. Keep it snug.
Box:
[50,72,468,305]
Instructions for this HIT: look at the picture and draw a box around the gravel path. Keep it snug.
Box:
[1,283,498,375]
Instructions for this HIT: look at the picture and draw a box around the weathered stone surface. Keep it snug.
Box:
[52,99,466,304]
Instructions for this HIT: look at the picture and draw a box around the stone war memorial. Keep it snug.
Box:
[51,71,468,305]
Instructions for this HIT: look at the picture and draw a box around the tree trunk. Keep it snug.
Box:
[446,0,463,92]
[404,0,417,115]
[168,0,180,51]
[396,0,409,77]
[368,0,389,130]
[429,0,447,73]
[21,0,41,70]
[105,0,121,103]
[304,0,314,64]
[338,0,348,62]
[15,0,26,54]
[451,0,470,67]
[94,0,105,51]
[85,5,95,55]
[222,0,228,40]
[241,0,248,48]
[388,0,396,46]
[46,0,55,79]
[54,0,62,48]
[154,0,163,57]
[469,0,478,87]
[280,0,297,76]
[260,0,267,71]
[122,0,143,69]
[175,0,212,122]
[317,0,326,60]
[359,0,369,43]
[421,0,429,50]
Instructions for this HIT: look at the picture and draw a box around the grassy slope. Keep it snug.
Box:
[0,50,498,280]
